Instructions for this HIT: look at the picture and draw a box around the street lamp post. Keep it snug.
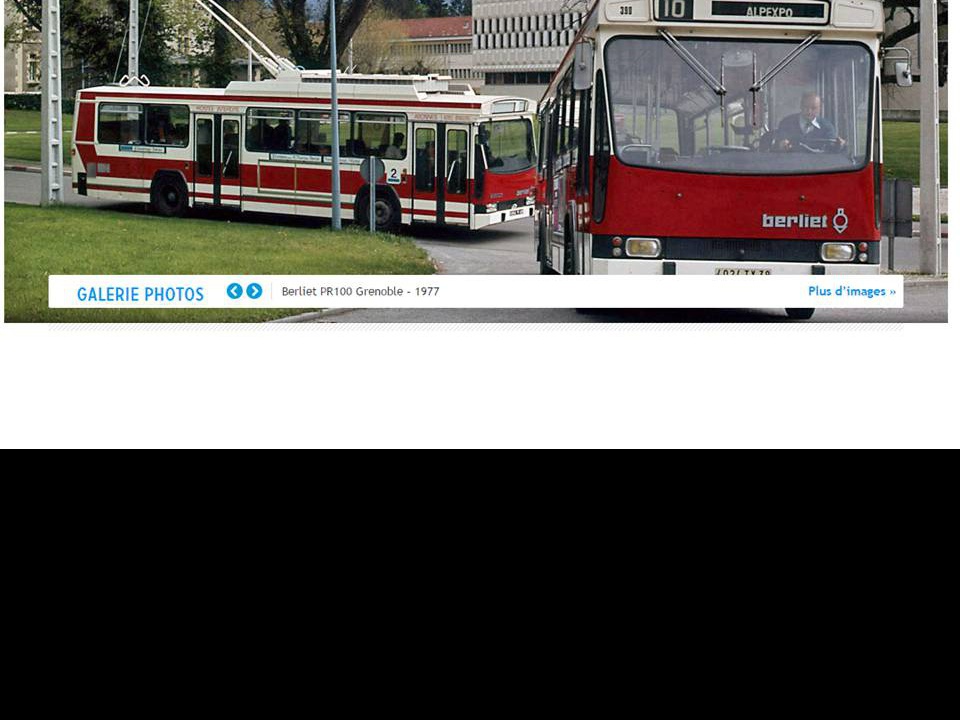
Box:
[919,0,942,276]
[41,0,64,206]
[129,0,140,84]
[330,0,342,230]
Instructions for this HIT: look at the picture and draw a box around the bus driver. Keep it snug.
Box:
[776,92,846,152]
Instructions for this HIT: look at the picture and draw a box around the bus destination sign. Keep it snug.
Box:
[655,0,830,25]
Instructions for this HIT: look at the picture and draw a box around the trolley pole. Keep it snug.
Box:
[41,0,64,206]
[128,0,140,85]
[330,0,342,230]
[919,0,942,276]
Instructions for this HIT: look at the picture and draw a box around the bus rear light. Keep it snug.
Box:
[613,248,623,258]
[821,243,856,263]
[859,253,869,263]
[859,243,869,253]
[625,238,661,258]
[612,237,623,248]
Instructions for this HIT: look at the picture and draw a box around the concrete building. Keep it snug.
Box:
[391,16,484,86]
[882,8,948,120]
[4,0,41,93]
[473,0,587,100]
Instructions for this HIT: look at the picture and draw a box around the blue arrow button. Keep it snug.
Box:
[227,283,244,300]
[246,283,263,300]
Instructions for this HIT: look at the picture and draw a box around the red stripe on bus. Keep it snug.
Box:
[80,92,482,110]
[413,210,469,219]
[87,184,150,194]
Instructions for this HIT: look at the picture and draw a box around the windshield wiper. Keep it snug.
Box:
[751,33,821,92]
[658,30,726,97]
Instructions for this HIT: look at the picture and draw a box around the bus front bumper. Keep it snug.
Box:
[591,259,882,276]
[474,206,535,229]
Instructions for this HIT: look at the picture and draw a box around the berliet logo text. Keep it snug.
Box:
[763,209,850,234]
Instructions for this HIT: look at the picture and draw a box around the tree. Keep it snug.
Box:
[271,0,373,69]
[202,17,235,86]
[9,0,177,87]
[348,2,407,73]
[447,0,471,15]
[883,0,948,86]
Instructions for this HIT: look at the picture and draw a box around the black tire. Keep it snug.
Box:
[786,308,816,321]
[150,175,188,218]
[358,189,401,234]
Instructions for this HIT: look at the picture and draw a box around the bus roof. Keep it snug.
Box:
[79,73,536,118]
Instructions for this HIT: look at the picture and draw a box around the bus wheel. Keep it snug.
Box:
[150,175,188,218]
[786,308,816,321]
[359,190,400,234]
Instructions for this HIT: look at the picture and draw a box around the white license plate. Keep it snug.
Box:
[508,208,527,218]
[715,268,772,276]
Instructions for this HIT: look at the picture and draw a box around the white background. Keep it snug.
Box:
[0,93,956,449]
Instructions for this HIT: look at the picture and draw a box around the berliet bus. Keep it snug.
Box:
[537,0,910,300]
[71,72,538,232]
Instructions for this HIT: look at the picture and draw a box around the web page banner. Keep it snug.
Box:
[48,275,905,310]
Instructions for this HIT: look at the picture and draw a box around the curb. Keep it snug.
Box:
[268,308,354,323]
[902,276,949,287]
[5,163,73,177]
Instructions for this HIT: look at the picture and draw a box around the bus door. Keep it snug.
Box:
[412,123,439,223]
[194,114,242,210]
[443,124,470,227]
[412,122,470,225]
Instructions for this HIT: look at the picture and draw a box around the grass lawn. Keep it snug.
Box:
[5,204,435,323]
[883,122,948,187]
[4,109,74,164]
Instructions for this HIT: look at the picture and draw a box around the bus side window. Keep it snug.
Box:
[576,87,592,194]
[538,108,549,173]
[146,105,189,147]
[99,104,143,145]
[568,72,579,157]
[593,71,610,223]
[246,109,295,153]
[558,76,568,156]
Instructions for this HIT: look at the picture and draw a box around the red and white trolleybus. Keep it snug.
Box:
[537,0,905,293]
[72,72,538,232]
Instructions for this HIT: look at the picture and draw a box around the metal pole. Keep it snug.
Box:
[330,0,342,230]
[369,156,376,233]
[348,39,355,74]
[919,0,942,276]
[248,49,254,82]
[129,0,140,84]
[41,0,64,206]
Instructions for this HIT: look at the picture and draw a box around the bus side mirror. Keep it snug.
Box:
[885,48,913,88]
[574,42,594,92]
[895,62,913,88]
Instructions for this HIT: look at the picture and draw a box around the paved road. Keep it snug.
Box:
[5,169,947,323]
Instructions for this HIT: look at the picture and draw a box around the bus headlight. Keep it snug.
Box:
[821,243,856,262]
[625,238,662,259]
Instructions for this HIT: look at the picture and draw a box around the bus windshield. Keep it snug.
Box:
[605,37,873,175]
[479,118,536,174]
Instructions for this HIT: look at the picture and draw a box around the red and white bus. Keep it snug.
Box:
[537,0,901,294]
[71,73,538,232]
